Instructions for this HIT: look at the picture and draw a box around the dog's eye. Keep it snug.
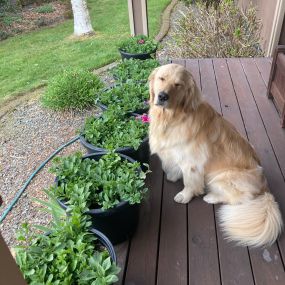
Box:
[175,83,181,87]
[159,77,165,81]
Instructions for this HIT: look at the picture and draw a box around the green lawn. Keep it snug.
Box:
[0,0,170,102]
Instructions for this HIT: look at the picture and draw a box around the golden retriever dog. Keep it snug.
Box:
[148,63,283,247]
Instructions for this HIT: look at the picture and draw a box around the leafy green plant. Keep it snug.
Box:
[41,69,104,110]
[203,0,221,9]
[111,58,160,83]
[98,82,149,114]
[36,4,54,14]
[50,152,149,210]
[119,34,158,54]
[15,192,120,284]
[181,0,194,5]
[1,13,21,25]
[35,16,49,27]
[0,29,9,40]
[0,0,19,14]
[168,0,262,57]
[82,108,149,151]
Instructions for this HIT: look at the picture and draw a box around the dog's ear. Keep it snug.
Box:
[148,67,159,104]
[184,77,201,112]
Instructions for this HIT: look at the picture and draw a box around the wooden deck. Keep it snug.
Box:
[115,58,285,285]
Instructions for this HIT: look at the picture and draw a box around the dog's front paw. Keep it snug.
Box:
[174,189,193,204]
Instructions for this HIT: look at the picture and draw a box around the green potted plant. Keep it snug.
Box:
[50,152,149,244]
[111,58,160,83]
[118,34,158,60]
[97,82,149,115]
[80,109,150,165]
[15,194,120,284]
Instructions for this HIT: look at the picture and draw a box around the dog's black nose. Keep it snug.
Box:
[158,91,169,102]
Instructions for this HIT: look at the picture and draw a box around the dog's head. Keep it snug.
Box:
[148,64,201,112]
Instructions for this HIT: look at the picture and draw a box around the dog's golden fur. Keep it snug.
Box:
[148,63,283,247]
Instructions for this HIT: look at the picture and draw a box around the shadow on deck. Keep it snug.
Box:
[115,58,285,285]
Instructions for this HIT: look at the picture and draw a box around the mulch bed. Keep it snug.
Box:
[0,1,69,40]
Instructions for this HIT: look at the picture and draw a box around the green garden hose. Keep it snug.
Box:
[0,135,80,224]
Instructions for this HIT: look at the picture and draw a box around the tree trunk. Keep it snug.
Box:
[71,0,94,36]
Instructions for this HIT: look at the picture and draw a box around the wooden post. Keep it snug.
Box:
[127,0,149,36]
[267,0,285,56]
[0,233,27,285]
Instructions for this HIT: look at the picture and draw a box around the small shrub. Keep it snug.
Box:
[11,26,23,33]
[0,0,19,14]
[0,29,9,40]
[182,0,221,9]
[59,0,73,18]
[119,35,158,54]
[41,69,104,110]
[50,152,149,210]
[181,0,194,5]
[35,16,49,26]
[1,14,21,25]
[111,58,160,83]
[35,4,54,14]
[168,0,263,58]
[202,0,221,9]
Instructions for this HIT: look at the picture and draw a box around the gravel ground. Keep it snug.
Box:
[0,94,100,247]
[0,2,185,249]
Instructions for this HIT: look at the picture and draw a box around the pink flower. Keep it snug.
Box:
[141,114,150,123]
[136,113,150,123]
[138,39,145,44]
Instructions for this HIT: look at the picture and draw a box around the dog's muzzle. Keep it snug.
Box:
[156,91,169,106]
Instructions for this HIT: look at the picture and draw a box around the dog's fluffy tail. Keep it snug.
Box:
[218,192,283,247]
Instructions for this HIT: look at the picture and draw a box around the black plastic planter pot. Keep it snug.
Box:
[96,101,148,116]
[88,200,139,245]
[90,228,117,263]
[57,152,141,245]
[118,48,157,60]
[79,135,150,167]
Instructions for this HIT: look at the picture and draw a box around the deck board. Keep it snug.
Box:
[239,58,285,266]
[226,58,285,285]
[212,58,255,285]
[155,59,189,285]
[241,58,285,178]
[156,178,188,285]
[254,57,272,87]
[123,155,164,285]
[187,59,221,285]
[116,58,285,285]
[114,241,129,285]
